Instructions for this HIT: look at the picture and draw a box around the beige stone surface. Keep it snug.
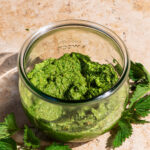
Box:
[0,0,150,150]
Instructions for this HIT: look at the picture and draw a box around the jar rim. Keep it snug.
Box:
[18,19,130,104]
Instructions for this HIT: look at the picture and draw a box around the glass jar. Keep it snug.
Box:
[18,20,130,142]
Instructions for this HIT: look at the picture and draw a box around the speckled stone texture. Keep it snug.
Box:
[0,0,150,150]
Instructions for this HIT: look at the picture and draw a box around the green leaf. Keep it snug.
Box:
[113,119,132,148]
[134,95,150,117]
[23,125,40,149]
[45,142,72,150]
[129,84,150,108]
[0,123,11,139]
[127,112,150,124]
[108,61,150,148]
[4,113,18,134]
[132,119,150,124]
[0,114,18,140]
[113,59,123,76]
[0,138,17,150]
[129,61,150,82]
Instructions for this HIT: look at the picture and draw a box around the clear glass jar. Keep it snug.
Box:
[18,20,130,142]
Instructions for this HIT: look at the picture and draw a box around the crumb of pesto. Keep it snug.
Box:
[27,52,118,100]
[25,28,30,31]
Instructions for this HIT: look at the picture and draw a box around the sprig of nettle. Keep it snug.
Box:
[109,61,150,148]
[0,114,71,150]
[0,61,150,150]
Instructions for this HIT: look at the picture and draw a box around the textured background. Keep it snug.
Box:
[0,0,150,150]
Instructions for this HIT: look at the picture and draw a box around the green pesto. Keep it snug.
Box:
[27,52,118,100]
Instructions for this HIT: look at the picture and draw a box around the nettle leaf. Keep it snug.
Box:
[129,61,150,82]
[4,114,18,134]
[129,84,150,108]
[0,124,11,140]
[134,95,150,117]
[45,142,71,150]
[113,119,132,148]
[0,114,18,140]
[113,59,123,76]
[0,138,17,150]
[23,125,40,149]
[132,119,150,124]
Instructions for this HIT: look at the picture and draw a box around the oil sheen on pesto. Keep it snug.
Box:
[27,52,118,100]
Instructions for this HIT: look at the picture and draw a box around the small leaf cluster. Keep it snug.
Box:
[0,114,71,150]
[112,61,150,148]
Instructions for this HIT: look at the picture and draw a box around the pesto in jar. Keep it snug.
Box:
[19,52,127,142]
[27,52,118,100]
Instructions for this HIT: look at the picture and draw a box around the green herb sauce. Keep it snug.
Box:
[27,52,118,100]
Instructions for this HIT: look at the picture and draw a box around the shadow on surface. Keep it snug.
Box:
[106,126,118,150]
[0,53,30,127]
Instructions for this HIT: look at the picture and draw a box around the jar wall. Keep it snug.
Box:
[19,78,128,142]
